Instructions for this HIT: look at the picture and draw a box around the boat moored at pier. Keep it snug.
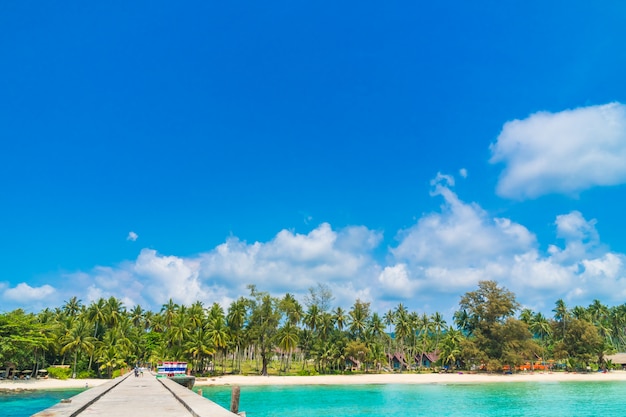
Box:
[156,361,195,389]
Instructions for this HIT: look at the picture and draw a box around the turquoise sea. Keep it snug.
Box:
[196,382,626,417]
[0,388,84,417]
[5,382,626,416]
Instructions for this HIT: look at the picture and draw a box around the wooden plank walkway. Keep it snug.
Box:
[32,373,239,417]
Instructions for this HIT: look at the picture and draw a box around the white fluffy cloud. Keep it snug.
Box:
[490,102,626,199]
[3,283,56,302]
[4,174,626,316]
[127,231,139,241]
[393,173,536,268]
[386,175,626,311]
[36,223,383,311]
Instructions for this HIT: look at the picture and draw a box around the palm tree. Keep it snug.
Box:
[553,299,569,340]
[304,304,321,333]
[60,318,95,378]
[519,308,534,325]
[188,301,206,330]
[104,297,125,328]
[439,327,462,370]
[348,299,370,340]
[529,312,552,367]
[227,298,247,372]
[63,297,83,318]
[278,322,299,371]
[453,309,471,335]
[207,312,229,374]
[186,327,214,373]
[333,307,347,331]
[279,293,303,326]
[129,305,145,328]
[161,298,179,328]
[431,312,446,351]
[393,307,411,370]
[417,313,432,369]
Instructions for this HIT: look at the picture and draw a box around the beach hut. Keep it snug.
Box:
[605,353,626,369]
[388,352,408,371]
[345,357,361,371]
[414,351,440,369]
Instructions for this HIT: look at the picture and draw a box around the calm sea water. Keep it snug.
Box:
[5,382,626,417]
[0,388,84,417]
[196,382,626,417]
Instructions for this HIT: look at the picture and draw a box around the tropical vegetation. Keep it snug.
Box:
[1,281,624,379]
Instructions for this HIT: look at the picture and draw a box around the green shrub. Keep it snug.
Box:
[297,369,319,376]
[48,367,71,380]
[77,370,96,379]
[111,369,122,379]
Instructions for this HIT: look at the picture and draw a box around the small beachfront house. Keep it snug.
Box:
[345,357,361,371]
[388,352,408,371]
[414,351,440,369]
[605,353,626,369]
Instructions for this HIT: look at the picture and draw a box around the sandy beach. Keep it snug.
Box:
[195,371,626,387]
[0,378,108,391]
[3,371,626,391]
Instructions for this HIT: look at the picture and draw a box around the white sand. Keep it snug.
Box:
[3,371,626,391]
[0,378,108,391]
[195,371,626,387]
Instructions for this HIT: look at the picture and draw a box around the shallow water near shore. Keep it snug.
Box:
[0,388,85,417]
[7,381,626,417]
[198,381,626,417]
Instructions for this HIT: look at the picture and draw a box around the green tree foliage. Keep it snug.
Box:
[458,281,538,370]
[2,280,626,379]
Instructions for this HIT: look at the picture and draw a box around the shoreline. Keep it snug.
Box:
[0,378,108,392]
[194,370,626,387]
[3,371,626,392]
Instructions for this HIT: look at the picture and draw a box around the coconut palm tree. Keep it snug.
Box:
[207,311,229,374]
[333,307,347,331]
[278,322,299,371]
[431,312,446,351]
[348,299,371,341]
[185,327,214,373]
[227,298,247,372]
[60,318,95,378]
[553,299,569,341]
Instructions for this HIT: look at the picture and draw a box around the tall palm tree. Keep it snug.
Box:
[439,327,462,370]
[60,318,95,378]
[104,297,125,328]
[431,312,446,351]
[417,313,432,369]
[348,299,370,340]
[227,298,247,372]
[63,297,83,319]
[207,312,229,373]
[161,298,179,328]
[304,304,321,333]
[129,305,145,328]
[188,301,206,330]
[553,299,569,341]
[278,322,299,371]
[333,307,347,331]
[186,327,214,373]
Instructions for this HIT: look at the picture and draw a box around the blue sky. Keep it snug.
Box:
[2,1,626,319]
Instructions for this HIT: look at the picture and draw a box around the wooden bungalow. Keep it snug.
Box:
[605,353,626,369]
[387,352,408,371]
[414,351,440,368]
[345,357,361,371]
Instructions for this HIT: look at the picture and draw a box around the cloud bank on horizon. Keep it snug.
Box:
[3,103,626,316]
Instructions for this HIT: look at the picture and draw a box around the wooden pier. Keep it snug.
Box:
[32,373,239,417]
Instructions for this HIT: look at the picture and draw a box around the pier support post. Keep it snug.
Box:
[230,385,241,414]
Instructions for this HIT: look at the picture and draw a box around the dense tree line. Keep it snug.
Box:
[1,281,624,379]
